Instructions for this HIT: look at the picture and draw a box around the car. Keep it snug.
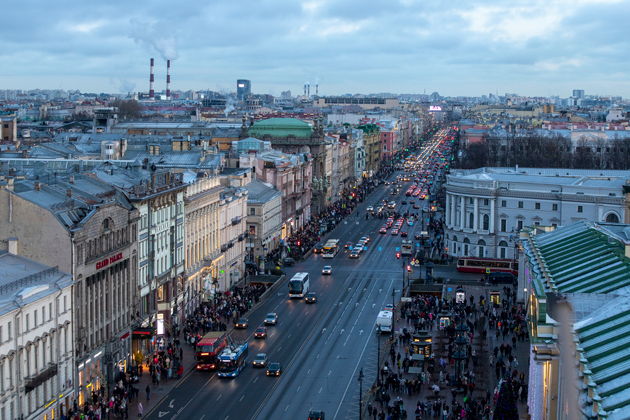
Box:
[322,265,332,275]
[401,200,407,205]
[305,292,318,303]
[383,304,394,311]
[252,353,268,367]
[308,410,326,420]
[313,243,324,254]
[379,227,388,234]
[282,257,296,266]
[391,229,399,236]
[266,362,282,376]
[349,251,360,258]
[414,233,422,240]
[264,312,278,325]
[235,318,249,329]
[366,206,374,212]
[407,221,414,227]
[400,231,408,237]
[254,326,267,338]
[388,201,396,208]
[344,241,353,249]
[360,236,370,244]
[354,244,364,252]
[489,272,517,285]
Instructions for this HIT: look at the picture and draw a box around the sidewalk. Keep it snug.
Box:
[127,335,198,419]
[363,286,530,419]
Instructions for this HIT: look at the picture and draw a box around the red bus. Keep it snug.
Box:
[456,257,518,275]
[196,331,228,370]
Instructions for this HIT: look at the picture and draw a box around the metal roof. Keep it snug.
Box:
[531,221,630,294]
[574,293,630,417]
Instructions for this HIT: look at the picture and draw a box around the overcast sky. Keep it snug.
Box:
[2,0,629,97]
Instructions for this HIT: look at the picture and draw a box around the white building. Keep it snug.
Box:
[444,167,630,259]
[245,179,283,262]
[0,251,74,420]
[218,187,248,291]
[351,129,367,180]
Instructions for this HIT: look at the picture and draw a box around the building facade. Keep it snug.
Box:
[0,175,138,406]
[218,187,248,290]
[183,175,223,315]
[444,168,630,260]
[244,179,282,263]
[0,252,74,420]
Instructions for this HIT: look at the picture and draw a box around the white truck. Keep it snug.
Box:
[376,310,393,333]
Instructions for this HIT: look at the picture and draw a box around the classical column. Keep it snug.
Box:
[451,194,457,228]
[459,196,465,229]
[473,198,479,232]
[445,194,451,228]
[490,199,495,234]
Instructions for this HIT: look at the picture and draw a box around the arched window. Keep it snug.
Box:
[483,214,490,230]
[498,240,508,259]
[463,237,470,256]
[605,213,620,223]
[469,213,474,228]
[477,239,486,258]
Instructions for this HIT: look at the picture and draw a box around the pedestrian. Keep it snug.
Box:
[137,402,144,418]
[145,384,151,401]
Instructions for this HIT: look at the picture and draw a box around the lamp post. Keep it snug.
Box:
[376,327,381,384]
[392,288,396,337]
[358,368,364,420]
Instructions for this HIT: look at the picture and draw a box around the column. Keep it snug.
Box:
[451,194,456,228]
[459,196,465,229]
[445,194,451,228]
[490,199,495,234]
[473,198,479,232]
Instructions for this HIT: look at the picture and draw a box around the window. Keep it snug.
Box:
[535,202,541,210]
[469,213,474,229]
[42,306,45,324]
[484,199,489,206]
[63,296,67,313]
[250,208,255,216]
[500,219,507,232]
[26,314,30,331]
[469,198,474,204]
[501,200,507,207]
[578,206,583,213]
[0,326,2,343]
[517,220,523,231]
[483,214,489,230]
[552,203,558,211]
[34,310,38,327]
[518,201,524,209]
[7,321,11,340]
[552,223,558,229]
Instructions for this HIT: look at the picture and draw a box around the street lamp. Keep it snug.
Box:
[358,368,364,420]
[376,326,381,384]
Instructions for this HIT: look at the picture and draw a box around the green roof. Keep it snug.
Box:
[248,118,313,139]
[575,297,630,416]
[530,222,630,294]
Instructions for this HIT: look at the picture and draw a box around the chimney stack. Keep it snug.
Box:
[149,58,155,99]
[304,84,307,97]
[307,83,310,98]
[166,59,171,100]
[315,83,319,96]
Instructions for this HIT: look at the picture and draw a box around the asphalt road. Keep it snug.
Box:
[147,134,450,420]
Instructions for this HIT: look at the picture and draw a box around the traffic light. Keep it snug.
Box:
[396,252,401,259]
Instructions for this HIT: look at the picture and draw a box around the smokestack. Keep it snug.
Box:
[149,58,155,98]
[307,83,310,98]
[315,84,319,96]
[304,84,307,97]
[166,59,171,100]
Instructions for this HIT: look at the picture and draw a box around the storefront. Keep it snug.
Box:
[77,350,105,407]
[131,328,155,368]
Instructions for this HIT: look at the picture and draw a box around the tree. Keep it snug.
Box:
[493,379,519,420]
[112,99,142,120]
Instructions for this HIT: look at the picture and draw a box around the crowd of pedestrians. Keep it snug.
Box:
[366,285,529,420]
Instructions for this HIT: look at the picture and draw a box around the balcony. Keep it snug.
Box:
[231,216,242,226]
[25,363,58,393]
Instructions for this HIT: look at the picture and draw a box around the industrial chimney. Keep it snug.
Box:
[166,59,171,100]
[304,83,307,97]
[307,83,310,98]
[149,58,155,99]
[315,83,319,96]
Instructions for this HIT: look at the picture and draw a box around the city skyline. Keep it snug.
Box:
[2,0,629,97]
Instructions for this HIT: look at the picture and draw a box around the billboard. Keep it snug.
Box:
[429,106,442,111]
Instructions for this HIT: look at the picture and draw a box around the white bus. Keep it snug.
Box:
[288,272,310,298]
[322,239,340,259]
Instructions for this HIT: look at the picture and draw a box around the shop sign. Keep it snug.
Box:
[96,252,123,270]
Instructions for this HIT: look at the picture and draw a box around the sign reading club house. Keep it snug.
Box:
[96,252,124,270]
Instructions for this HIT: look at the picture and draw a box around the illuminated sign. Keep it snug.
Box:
[96,252,123,270]
[429,106,442,111]
[238,83,245,88]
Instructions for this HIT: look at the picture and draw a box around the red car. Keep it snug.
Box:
[254,327,267,339]
[379,227,388,234]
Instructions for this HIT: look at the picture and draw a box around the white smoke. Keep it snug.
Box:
[224,96,236,117]
[129,19,179,60]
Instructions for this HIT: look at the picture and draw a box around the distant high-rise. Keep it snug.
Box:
[572,89,585,99]
[237,79,251,100]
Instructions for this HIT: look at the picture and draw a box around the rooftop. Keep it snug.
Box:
[245,179,281,205]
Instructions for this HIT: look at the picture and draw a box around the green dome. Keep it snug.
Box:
[249,118,313,139]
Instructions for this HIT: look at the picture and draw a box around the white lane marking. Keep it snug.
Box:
[307,369,311,375]
[253,376,258,383]
[319,386,323,394]
[216,393,222,401]
[328,370,332,377]
[200,415,205,420]
[239,394,245,402]
[284,405,290,412]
